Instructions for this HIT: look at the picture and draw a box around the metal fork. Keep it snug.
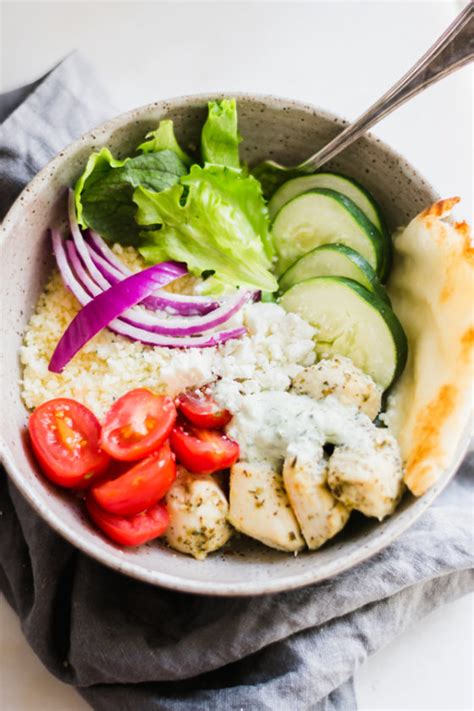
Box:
[253,3,474,197]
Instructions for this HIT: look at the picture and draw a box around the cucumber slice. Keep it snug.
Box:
[269,172,386,235]
[280,276,407,389]
[272,188,390,279]
[279,244,390,303]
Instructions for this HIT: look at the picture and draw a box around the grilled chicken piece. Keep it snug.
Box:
[327,429,404,520]
[292,356,382,420]
[228,461,305,552]
[166,468,232,560]
[283,451,350,550]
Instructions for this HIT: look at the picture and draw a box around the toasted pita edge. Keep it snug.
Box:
[386,198,473,496]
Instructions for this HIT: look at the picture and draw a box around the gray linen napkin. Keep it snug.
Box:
[0,53,473,711]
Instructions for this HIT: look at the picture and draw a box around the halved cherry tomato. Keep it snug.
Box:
[177,389,232,429]
[91,441,176,516]
[28,398,110,488]
[100,388,177,461]
[170,418,239,474]
[86,496,169,547]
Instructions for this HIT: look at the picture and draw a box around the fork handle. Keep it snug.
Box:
[300,3,474,173]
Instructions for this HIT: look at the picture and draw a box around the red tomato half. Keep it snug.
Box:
[28,398,110,488]
[177,389,232,429]
[86,496,169,547]
[100,389,177,461]
[170,419,239,474]
[91,441,176,516]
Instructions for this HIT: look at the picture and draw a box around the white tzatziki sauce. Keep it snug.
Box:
[217,389,377,467]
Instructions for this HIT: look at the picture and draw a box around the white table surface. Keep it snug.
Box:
[0,1,472,709]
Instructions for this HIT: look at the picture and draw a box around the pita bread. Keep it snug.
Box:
[386,198,473,496]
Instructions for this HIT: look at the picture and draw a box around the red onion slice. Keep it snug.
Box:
[52,229,93,304]
[86,230,131,275]
[49,231,247,372]
[85,246,126,285]
[87,229,221,316]
[66,240,251,337]
[108,321,247,350]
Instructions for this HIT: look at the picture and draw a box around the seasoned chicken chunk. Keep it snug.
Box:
[166,468,232,560]
[327,429,404,520]
[283,451,350,550]
[228,462,305,552]
[292,356,382,420]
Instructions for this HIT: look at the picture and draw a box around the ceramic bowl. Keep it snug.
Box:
[0,93,470,596]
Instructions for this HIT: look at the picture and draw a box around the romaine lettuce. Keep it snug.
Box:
[74,147,187,244]
[201,99,241,168]
[138,120,192,165]
[134,164,277,293]
[73,99,278,293]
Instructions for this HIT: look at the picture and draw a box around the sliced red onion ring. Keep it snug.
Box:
[85,246,126,284]
[86,230,131,275]
[86,239,219,316]
[87,229,221,316]
[106,319,246,350]
[66,241,116,298]
[66,240,252,337]
[52,229,93,305]
[50,231,247,372]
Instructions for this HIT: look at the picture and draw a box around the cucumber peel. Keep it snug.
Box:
[280,276,407,389]
[272,188,391,280]
[279,243,390,303]
[269,171,387,237]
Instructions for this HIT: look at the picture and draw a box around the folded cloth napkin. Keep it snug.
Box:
[0,53,473,711]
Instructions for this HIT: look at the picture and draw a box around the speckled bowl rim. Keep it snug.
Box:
[0,92,470,596]
[0,91,441,236]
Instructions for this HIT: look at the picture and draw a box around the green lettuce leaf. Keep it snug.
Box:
[201,99,241,168]
[137,120,192,165]
[134,164,277,292]
[74,147,188,244]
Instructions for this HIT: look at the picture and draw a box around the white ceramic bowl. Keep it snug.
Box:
[0,93,470,596]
